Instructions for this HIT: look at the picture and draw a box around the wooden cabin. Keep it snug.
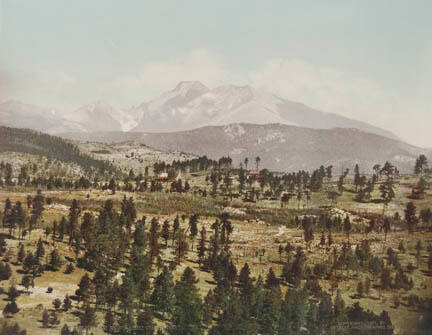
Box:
[156,171,182,182]
[247,170,260,180]
[156,172,169,182]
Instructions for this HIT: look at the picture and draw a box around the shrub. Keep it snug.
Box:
[65,263,74,274]
[313,263,329,278]
[3,301,19,315]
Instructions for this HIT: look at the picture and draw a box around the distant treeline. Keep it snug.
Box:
[153,156,233,175]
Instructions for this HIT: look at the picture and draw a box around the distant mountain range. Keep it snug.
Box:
[3,81,428,173]
[0,81,398,140]
[61,123,428,173]
[130,81,398,140]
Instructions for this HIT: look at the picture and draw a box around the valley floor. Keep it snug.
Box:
[0,182,431,334]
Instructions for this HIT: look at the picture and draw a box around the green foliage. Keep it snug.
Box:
[3,301,19,316]
[0,262,12,281]
[168,267,203,335]
[414,154,428,175]
[0,126,119,176]
[0,322,27,335]
[151,266,176,316]
[49,249,62,271]
[405,202,418,233]
[79,304,98,333]
[8,284,20,301]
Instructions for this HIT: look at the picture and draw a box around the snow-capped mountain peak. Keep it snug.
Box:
[63,101,137,132]
[0,81,399,141]
[173,81,209,97]
[130,82,399,140]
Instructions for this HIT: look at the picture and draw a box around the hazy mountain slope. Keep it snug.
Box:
[60,123,428,173]
[130,81,211,132]
[132,82,398,140]
[1,82,398,140]
[0,100,85,133]
[0,126,118,175]
[63,101,138,132]
[0,100,138,134]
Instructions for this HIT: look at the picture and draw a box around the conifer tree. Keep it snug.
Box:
[52,220,57,238]
[79,304,97,335]
[202,289,217,326]
[405,202,417,233]
[108,178,116,194]
[35,238,45,261]
[238,263,252,293]
[333,289,347,326]
[381,268,392,290]
[103,311,115,335]
[161,220,170,247]
[343,216,351,242]
[63,294,72,311]
[49,248,62,271]
[379,172,395,216]
[17,244,25,264]
[23,251,35,273]
[364,277,371,296]
[284,242,294,264]
[317,292,333,330]
[31,189,45,219]
[12,201,26,238]
[219,212,233,249]
[59,216,67,241]
[2,198,12,232]
[136,307,156,335]
[354,164,361,192]
[189,214,199,250]
[149,217,160,263]
[172,215,180,246]
[320,232,326,246]
[75,273,92,303]
[61,324,71,335]
[53,298,62,310]
[26,195,32,209]
[3,301,19,317]
[302,216,314,250]
[168,267,203,335]
[384,217,391,241]
[68,199,80,245]
[175,229,189,264]
[21,275,32,293]
[42,309,50,328]
[265,267,280,290]
[357,281,364,297]
[197,225,207,266]
[151,266,175,318]
[0,237,6,256]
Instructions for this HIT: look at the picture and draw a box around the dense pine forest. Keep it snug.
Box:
[0,135,431,334]
[0,127,119,177]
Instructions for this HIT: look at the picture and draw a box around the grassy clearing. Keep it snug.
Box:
[0,173,430,334]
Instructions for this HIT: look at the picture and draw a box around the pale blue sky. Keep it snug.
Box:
[0,1,431,147]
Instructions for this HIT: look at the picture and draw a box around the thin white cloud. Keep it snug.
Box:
[2,47,431,147]
[248,58,398,128]
[106,49,238,103]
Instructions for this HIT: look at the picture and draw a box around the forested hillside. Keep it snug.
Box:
[61,123,430,173]
[0,127,119,176]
